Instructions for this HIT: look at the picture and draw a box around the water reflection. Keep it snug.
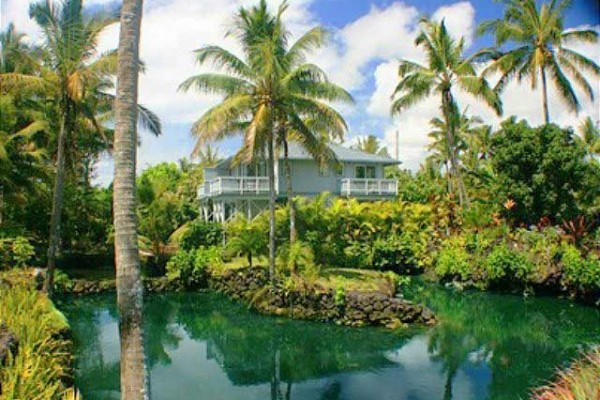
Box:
[58,284,600,400]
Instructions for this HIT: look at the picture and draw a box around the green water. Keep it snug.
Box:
[57,283,600,400]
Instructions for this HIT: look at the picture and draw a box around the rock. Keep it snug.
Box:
[0,323,18,365]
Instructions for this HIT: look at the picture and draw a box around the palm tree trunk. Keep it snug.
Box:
[267,133,277,281]
[442,90,469,208]
[114,1,148,399]
[283,136,297,244]
[44,110,68,295]
[0,184,4,226]
[540,66,550,124]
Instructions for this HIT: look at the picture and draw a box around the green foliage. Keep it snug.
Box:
[371,232,426,273]
[560,244,600,292]
[485,245,533,282]
[278,240,318,277]
[179,220,223,251]
[435,237,471,280]
[225,215,268,267]
[53,269,73,292]
[166,246,221,288]
[334,284,346,307]
[491,120,592,224]
[0,236,35,269]
[0,271,73,399]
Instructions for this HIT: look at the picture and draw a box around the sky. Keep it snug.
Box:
[1,0,599,186]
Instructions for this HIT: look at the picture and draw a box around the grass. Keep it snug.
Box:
[0,269,77,400]
[531,347,600,400]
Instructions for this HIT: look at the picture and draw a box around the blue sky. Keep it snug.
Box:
[1,0,599,186]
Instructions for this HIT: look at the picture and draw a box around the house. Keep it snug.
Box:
[198,142,400,222]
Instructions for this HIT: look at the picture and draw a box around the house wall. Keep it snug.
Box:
[276,160,386,196]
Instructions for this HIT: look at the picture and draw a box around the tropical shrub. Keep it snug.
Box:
[371,233,424,273]
[484,245,533,283]
[166,246,221,288]
[277,240,318,277]
[531,347,600,400]
[0,236,36,269]
[0,271,73,399]
[179,220,223,250]
[560,244,600,293]
[491,120,592,225]
[435,237,471,280]
[225,214,268,267]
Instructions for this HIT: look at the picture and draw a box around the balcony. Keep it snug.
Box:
[340,178,398,197]
[199,176,270,199]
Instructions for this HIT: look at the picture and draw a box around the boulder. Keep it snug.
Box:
[0,323,19,365]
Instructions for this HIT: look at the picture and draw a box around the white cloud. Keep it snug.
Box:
[312,1,476,90]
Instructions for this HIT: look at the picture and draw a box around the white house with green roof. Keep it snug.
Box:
[198,142,400,222]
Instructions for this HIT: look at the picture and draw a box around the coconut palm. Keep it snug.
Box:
[391,18,502,207]
[180,0,351,278]
[478,0,600,124]
[0,0,161,293]
[352,135,390,157]
[113,0,148,398]
[21,0,119,293]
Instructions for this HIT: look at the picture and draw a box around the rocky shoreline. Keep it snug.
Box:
[209,267,436,329]
[61,267,436,329]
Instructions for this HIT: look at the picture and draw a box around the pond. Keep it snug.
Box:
[57,282,600,400]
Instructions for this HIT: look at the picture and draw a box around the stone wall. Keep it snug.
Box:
[209,267,436,329]
[66,276,181,295]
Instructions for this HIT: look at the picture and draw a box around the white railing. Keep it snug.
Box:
[340,178,398,196]
[198,176,270,198]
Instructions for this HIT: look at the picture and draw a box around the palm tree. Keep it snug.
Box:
[22,0,120,292]
[180,0,351,278]
[274,25,352,244]
[1,1,161,292]
[196,143,221,167]
[478,0,600,124]
[578,116,599,158]
[113,0,148,398]
[352,135,390,157]
[391,18,502,207]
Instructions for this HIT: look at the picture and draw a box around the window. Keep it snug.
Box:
[366,166,376,179]
[355,165,376,179]
[247,161,266,176]
[355,166,365,179]
[319,165,330,177]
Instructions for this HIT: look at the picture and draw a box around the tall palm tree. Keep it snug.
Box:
[180,0,351,277]
[352,135,390,157]
[1,0,160,292]
[113,0,148,398]
[25,0,119,292]
[478,0,600,124]
[391,18,502,207]
[274,25,352,244]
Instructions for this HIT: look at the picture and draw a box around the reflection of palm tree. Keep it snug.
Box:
[319,381,342,400]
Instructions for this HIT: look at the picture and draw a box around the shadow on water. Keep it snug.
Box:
[57,282,600,400]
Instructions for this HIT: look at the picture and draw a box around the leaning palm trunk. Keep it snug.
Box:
[44,110,68,295]
[282,136,297,244]
[441,90,469,208]
[267,134,277,281]
[114,0,148,399]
